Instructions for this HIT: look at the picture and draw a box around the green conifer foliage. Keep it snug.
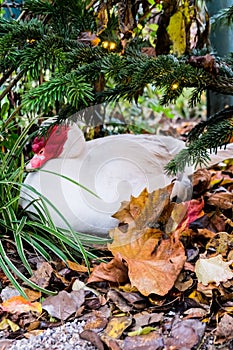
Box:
[0,0,233,172]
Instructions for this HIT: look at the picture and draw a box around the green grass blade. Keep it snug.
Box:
[22,235,51,261]
[39,169,100,198]
[0,241,56,295]
[14,216,32,274]
[27,231,70,261]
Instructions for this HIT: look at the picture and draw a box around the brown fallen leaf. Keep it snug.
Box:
[67,260,89,273]
[23,288,41,302]
[174,272,193,292]
[122,331,164,350]
[124,234,186,296]
[209,211,228,232]
[84,315,108,332]
[107,290,131,313]
[23,329,44,339]
[111,185,175,244]
[42,290,85,321]
[206,192,233,210]
[132,311,164,330]
[30,262,53,289]
[80,330,105,350]
[116,290,147,309]
[183,307,208,319]
[215,314,233,340]
[192,168,212,194]
[89,185,186,296]
[26,320,41,332]
[88,254,128,284]
[164,317,206,350]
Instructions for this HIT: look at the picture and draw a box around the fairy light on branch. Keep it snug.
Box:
[171,82,179,90]
[102,41,117,51]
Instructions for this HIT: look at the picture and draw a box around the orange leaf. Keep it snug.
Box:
[125,235,186,296]
[67,260,89,273]
[88,254,128,284]
[1,296,42,314]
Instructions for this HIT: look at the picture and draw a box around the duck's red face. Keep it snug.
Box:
[27,125,69,169]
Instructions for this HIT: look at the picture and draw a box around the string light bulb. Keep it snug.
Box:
[171,82,179,90]
[109,41,117,51]
[102,41,109,49]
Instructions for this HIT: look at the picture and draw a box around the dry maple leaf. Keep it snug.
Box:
[89,185,190,296]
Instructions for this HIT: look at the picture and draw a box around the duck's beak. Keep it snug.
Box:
[26,148,46,170]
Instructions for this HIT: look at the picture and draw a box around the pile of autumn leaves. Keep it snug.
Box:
[89,165,233,297]
[0,161,233,349]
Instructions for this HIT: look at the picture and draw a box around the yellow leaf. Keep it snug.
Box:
[104,316,132,339]
[167,10,186,55]
[0,317,19,332]
[7,319,20,332]
[0,317,10,330]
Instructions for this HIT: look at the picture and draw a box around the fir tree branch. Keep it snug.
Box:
[165,108,233,175]
[211,5,233,27]
[22,73,94,112]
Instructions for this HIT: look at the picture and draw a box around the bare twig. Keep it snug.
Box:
[4,105,23,127]
[0,67,15,87]
[0,70,24,102]
[86,0,98,11]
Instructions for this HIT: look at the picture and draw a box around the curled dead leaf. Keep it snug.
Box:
[87,254,128,285]
[206,192,233,210]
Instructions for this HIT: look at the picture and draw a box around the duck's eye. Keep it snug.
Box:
[39,148,44,155]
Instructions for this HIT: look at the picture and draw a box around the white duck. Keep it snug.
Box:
[20,123,233,236]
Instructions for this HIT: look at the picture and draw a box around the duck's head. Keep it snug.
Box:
[27,123,85,170]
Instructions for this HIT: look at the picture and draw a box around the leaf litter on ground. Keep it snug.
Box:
[0,157,233,349]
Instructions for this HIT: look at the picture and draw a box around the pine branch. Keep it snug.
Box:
[165,108,233,175]
[211,5,233,27]
[24,0,96,37]
[22,73,94,113]
[96,52,233,106]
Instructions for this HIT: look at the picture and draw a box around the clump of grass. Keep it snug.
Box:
[0,120,108,297]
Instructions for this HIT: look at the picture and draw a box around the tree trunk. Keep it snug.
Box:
[206,0,233,117]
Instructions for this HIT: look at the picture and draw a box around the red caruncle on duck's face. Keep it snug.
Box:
[27,125,69,170]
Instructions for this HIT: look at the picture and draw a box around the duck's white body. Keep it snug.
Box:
[20,124,233,236]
